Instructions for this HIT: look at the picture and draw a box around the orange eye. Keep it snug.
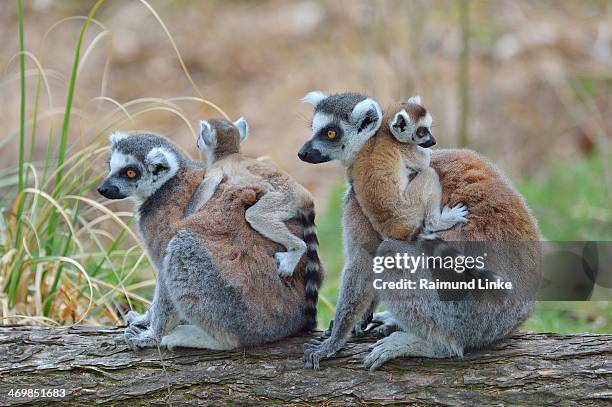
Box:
[327,130,336,140]
[126,169,137,178]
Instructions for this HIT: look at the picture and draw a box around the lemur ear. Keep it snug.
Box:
[198,120,216,150]
[407,95,422,105]
[351,98,382,134]
[389,109,414,143]
[233,117,249,142]
[109,131,128,146]
[145,147,176,175]
[301,91,328,107]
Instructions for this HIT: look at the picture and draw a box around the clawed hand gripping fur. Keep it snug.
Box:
[98,131,323,351]
[298,91,541,370]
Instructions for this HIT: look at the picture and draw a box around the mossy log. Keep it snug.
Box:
[0,325,610,406]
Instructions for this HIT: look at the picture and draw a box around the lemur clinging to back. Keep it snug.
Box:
[298,91,541,370]
[351,95,468,241]
[193,117,317,279]
[98,131,323,351]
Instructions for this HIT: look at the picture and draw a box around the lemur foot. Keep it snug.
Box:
[364,331,456,371]
[161,325,232,351]
[427,202,469,232]
[364,332,414,370]
[302,338,342,370]
[371,311,401,338]
[124,324,159,351]
[125,310,149,328]
[275,250,302,278]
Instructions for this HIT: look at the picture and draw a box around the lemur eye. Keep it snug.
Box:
[327,130,337,140]
[126,169,137,178]
[417,127,428,137]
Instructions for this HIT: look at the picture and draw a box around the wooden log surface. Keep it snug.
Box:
[0,325,610,406]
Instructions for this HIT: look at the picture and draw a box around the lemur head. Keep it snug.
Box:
[98,132,183,202]
[387,95,435,147]
[197,117,248,165]
[298,91,383,165]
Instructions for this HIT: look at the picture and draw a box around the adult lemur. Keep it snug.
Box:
[98,130,322,351]
[298,91,541,370]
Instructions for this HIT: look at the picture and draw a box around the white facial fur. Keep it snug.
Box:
[308,98,382,165]
[389,109,433,144]
[106,147,179,206]
[311,112,335,135]
[109,150,138,175]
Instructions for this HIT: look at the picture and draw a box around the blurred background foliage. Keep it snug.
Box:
[0,0,610,332]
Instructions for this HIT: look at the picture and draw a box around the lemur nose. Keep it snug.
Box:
[97,185,108,195]
[298,150,309,160]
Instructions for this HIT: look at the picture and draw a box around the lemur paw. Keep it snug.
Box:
[275,251,301,278]
[124,325,159,351]
[428,202,469,232]
[371,311,401,338]
[442,202,469,223]
[125,310,149,328]
[302,338,340,370]
[363,332,414,371]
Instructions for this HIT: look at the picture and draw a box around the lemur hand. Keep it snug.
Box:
[124,324,158,351]
[125,310,149,328]
[302,337,343,370]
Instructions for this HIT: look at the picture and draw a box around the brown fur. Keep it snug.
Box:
[350,101,540,242]
[349,101,440,240]
[139,164,308,331]
[208,119,241,161]
[431,149,540,241]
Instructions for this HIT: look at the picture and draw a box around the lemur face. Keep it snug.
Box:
[298,91,382,165]
[98,132,180,202]
[388,96,435,147]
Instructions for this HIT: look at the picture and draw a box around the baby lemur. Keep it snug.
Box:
[351,95,468,241]
[98,131,323,351]
[299,91,541,370]
[194,117,315,279]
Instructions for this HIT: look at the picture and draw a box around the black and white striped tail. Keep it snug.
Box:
[300,207,323,331]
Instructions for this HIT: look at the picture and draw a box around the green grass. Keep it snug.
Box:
[0,0,223,326]
[516,153,611,241]
[315,152,611,333]
[0,0,148,326]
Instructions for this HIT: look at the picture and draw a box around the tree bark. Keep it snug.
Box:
[0,325,610,406]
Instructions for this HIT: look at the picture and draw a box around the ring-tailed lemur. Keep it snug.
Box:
[193,117,318,287]
[298,91,541,370]
[98,132,323,351]
[351,95,468,241]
